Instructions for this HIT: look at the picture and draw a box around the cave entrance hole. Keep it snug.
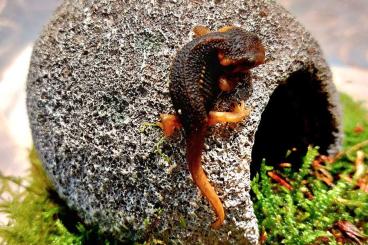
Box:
[250,68,339,177]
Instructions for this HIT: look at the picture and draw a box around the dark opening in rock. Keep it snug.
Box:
[251,68,339,177]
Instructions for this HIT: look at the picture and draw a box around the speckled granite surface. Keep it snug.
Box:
[26,0,342,243]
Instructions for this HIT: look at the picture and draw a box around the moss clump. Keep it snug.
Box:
[0,93,367,244]
[0,149,84,244]
[252,93,368,244]
[0,149,134,244]
[340,93,368,148]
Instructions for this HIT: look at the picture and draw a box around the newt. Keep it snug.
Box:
[158,26,265,229]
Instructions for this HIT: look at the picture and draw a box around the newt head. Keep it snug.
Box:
[217,28,265,74]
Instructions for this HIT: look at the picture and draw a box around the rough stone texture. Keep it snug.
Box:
[26,0,342,244]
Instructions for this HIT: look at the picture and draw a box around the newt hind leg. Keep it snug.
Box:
[208,101,250,126]
[158,114,181,137]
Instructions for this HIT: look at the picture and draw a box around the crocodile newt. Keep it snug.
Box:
[159,25,265,229]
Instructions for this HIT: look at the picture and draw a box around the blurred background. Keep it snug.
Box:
[0,0,367,176]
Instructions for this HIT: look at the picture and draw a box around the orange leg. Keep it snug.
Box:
[194,25,236,38]
[158,114,181,137]
[193,25,211,37]
[208,101,250,126]
[217,25,237,33]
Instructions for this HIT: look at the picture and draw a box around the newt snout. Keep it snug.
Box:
[159,25,265,229]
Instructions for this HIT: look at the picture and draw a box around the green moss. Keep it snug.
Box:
[178,216,187,229]
[340,93,368,148]
[252,93,368,244]
[140,122,174,165]
[0,149,83,245]
[0,93,367,244]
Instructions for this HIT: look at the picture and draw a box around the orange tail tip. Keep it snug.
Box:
[187,129,225,229]
[211,212,225,229]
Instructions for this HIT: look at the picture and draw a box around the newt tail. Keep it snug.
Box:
[186,126,225,229]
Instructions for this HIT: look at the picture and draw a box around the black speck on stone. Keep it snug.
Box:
[27,0,342,244]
